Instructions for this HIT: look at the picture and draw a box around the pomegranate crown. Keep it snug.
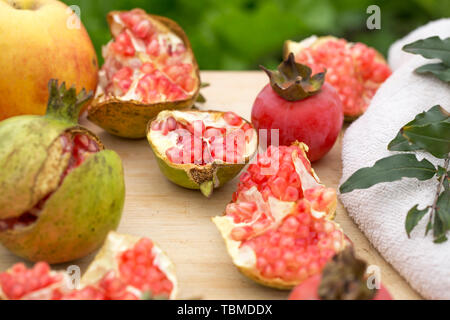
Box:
[318,247,377,300]
[260,53,325,101]
[45,79,93,124]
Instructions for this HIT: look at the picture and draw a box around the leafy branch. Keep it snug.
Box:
[403,36,450,83]
[340,106,450,243]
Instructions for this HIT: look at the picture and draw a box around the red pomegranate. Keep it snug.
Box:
[252,54,343,162]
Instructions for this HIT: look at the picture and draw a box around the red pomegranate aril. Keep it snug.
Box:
[140,62,155,74]
[166,147,182,164]
[204,127,224,139]
[151,121,162,131]
[146,38,160,56]
[74,134,89,149]
[166,117,177,132]
[223,112,243,126]
[113,67,133,81]
[192,120,206,138]
[133,19,153,39]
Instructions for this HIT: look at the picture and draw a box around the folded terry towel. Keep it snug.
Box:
[339,20,450,300]
[388,18,450,71]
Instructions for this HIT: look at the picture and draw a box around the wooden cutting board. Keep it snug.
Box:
[0,71,421,300]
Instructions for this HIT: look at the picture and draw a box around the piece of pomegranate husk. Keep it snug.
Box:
[213,143,347,289]
[88,11,201,139]
[0,80,125,264]
[146,110,258,197]
[284,36,390,121]
[81,231,178,300]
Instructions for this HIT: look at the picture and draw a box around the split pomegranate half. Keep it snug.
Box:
[147,110,258,197]
[0,131,102,233]
[285,36,391,119]
[0,262,71,300]
[76,231,177,300]
[0,232,177,300]
[213,144,348,289]
[89,9,201,138]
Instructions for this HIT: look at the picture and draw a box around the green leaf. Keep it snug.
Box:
[196,93,207,103]
[402,120,450,159]
[405,205,429,238]
[340,154,437,193]
[388,105,449,152]
[415,63,450,83]
[436,186,450,231]
[402,36,450,66]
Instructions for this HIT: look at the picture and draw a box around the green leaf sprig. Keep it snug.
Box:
[340,105,450,243]
[402,36,450,83]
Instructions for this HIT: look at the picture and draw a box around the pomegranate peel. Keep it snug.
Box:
[284,36,391,120]
[213,144,346,289]
[147,110,258,197]
[81,232,178,300]
[89,9,201,139]
[0,80,125,263]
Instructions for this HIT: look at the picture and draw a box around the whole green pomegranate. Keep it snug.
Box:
[0,80,125,264]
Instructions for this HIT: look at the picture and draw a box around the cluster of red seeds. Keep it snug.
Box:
[224,145,344,282]
[294,38,391,116]
[103,9,196,103]
[57,271,139,300]
[232,145,311,204]
[245,200,344,282]
[117,238,173,298]
[0,262,61,300]
[152,112,254,165]
[0,133,99,232]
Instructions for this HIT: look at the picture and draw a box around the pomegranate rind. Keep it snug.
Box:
[0,151,125,263]
[82,231,178,300]
[147,110,258,197]
[88,12,201,139]
[284,36,390,120]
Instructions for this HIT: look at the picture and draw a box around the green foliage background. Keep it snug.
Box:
[62,0,450,70]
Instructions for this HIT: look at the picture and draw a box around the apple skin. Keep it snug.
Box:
[0,0,98,120]
[251,82,343,162]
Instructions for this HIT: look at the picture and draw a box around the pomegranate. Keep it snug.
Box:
[70,232,177,300]
[0,262,71,300]
[285,36,392,120]
[0,80,125,263]
[89,9,201,138]
[0,232,177,300]
[213,143,348,289]
[147,110,258,197]
[288,247,393,300]
[252,54,343,162]
[0,0,98,120]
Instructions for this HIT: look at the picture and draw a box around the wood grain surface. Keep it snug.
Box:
[0,71,421,300]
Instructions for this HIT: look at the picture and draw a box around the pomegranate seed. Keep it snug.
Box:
[132,19,153,39]
[223,112,242,126]
[146,38,160,56]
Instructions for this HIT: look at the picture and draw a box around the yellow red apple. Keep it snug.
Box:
[0,0,98,120]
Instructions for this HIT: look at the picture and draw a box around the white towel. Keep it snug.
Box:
[339,20,450,300]
[388,19,450,71]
